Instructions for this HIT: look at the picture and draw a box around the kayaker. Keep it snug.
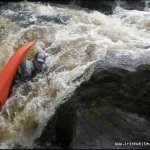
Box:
[13,51,48,85]
[8,52,48,97]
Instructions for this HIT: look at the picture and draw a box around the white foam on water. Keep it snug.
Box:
[0,2,150,148]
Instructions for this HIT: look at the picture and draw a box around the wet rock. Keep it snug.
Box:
[0,1,146,15]
[34,99,77,149]
[35,63,150,149]
[37,15,69,25]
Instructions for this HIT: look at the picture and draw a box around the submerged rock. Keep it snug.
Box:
[0,16,19,41]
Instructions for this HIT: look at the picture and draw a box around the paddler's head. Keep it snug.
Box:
[33,52,46,71]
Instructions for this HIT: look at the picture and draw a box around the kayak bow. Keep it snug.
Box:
[0,41,34,111]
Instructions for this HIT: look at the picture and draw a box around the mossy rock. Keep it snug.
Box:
[35,64,150,149]
[74,64,150,117]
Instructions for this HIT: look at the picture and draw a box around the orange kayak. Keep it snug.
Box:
[0,41,34,111]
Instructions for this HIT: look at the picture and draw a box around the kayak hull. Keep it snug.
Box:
[0,41,34,111]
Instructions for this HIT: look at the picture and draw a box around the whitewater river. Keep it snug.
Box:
[0,1,150,148]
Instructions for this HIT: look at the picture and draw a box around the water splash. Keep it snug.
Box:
[0,1,150,148]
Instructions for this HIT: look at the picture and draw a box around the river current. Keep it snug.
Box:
[0,1,149,148]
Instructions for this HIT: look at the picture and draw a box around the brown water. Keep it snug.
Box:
[0,1,150,148]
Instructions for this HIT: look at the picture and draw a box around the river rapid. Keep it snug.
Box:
[0,1,150,148]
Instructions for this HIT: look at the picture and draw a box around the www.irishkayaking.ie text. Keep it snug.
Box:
[115,142,150,147]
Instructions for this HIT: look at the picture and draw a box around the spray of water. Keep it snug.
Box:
[0,1,150,148]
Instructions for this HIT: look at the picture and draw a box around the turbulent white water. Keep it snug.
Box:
[0,1,150,148]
